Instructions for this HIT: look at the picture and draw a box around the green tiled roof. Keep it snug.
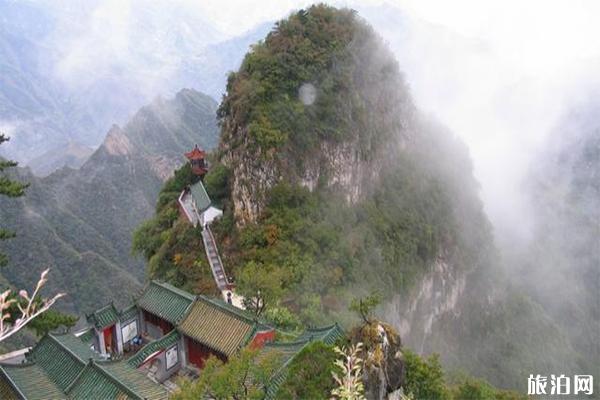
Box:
[0,369,20,400]
[119,304,139,322]
[86,303,119,329]
[51,332,98,361]
[0,332,167,400]
[101,361,168,399]
[26,333,96,391]
[178,296,257,358]
[0,362,63,400]
[128,330,181,368]
[67,360,168,400]
[190,180,211,212]
[200,294,262,324]
[136,281,195,325]
[296,323,345,345]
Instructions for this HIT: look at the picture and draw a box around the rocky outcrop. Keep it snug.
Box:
[102,124,132,156]
[221,133,390,225]
[351,321,405,400]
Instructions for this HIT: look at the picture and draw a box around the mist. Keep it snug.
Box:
[8,0,597,240]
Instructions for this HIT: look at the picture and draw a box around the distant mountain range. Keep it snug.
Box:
[0,88,218,315]
[0,0,248,173]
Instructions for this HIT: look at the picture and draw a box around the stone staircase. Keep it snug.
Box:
[201,226,228,290]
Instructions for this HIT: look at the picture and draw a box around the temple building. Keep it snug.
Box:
[184,144,208,177]
[0,280,343,399]
[88,281,275,380]
[178,146,223,228]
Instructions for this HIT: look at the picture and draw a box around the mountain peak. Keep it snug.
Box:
[217,4,413,225]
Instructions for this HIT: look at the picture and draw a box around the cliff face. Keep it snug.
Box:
[387,256,468,353]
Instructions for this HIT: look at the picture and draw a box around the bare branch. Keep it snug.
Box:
[0,269,65,342]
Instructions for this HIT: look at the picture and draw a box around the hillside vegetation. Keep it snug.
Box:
[211,5,490,326]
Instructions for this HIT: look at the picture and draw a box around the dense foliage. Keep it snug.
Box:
[218,6,373,155]
[213,158,457,325]
[403,350,525,400]
[276,341,338,399]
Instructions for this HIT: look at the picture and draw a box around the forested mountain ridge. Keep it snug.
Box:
[131,7,588,394]
[0,89,218,315]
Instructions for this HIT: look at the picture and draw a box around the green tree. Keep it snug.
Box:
[26,309,78,337]
[403,350,449,400]
[203,163,230,203]
[276,341,338,399]
[0,134,28,266]
[173,348,279,400]
[349,292,381,324]
[3,290,77,337]
[238,261,285,318]
[449,378,526,400]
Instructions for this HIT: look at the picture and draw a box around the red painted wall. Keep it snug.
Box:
[103,325,114,353]
[185,337,226,369]
[250,329,276,349]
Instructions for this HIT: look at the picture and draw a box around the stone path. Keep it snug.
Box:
[201,226,228,290]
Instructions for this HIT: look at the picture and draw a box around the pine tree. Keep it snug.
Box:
[0,134,28,266]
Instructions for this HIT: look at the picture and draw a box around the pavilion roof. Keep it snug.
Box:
[128,330,181,368]
[67,360,167,400]
[119,304,139,323]
[26,333,98,392]
[0,331,167,400]
[262,323,345,399]
[184,145,206,160]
